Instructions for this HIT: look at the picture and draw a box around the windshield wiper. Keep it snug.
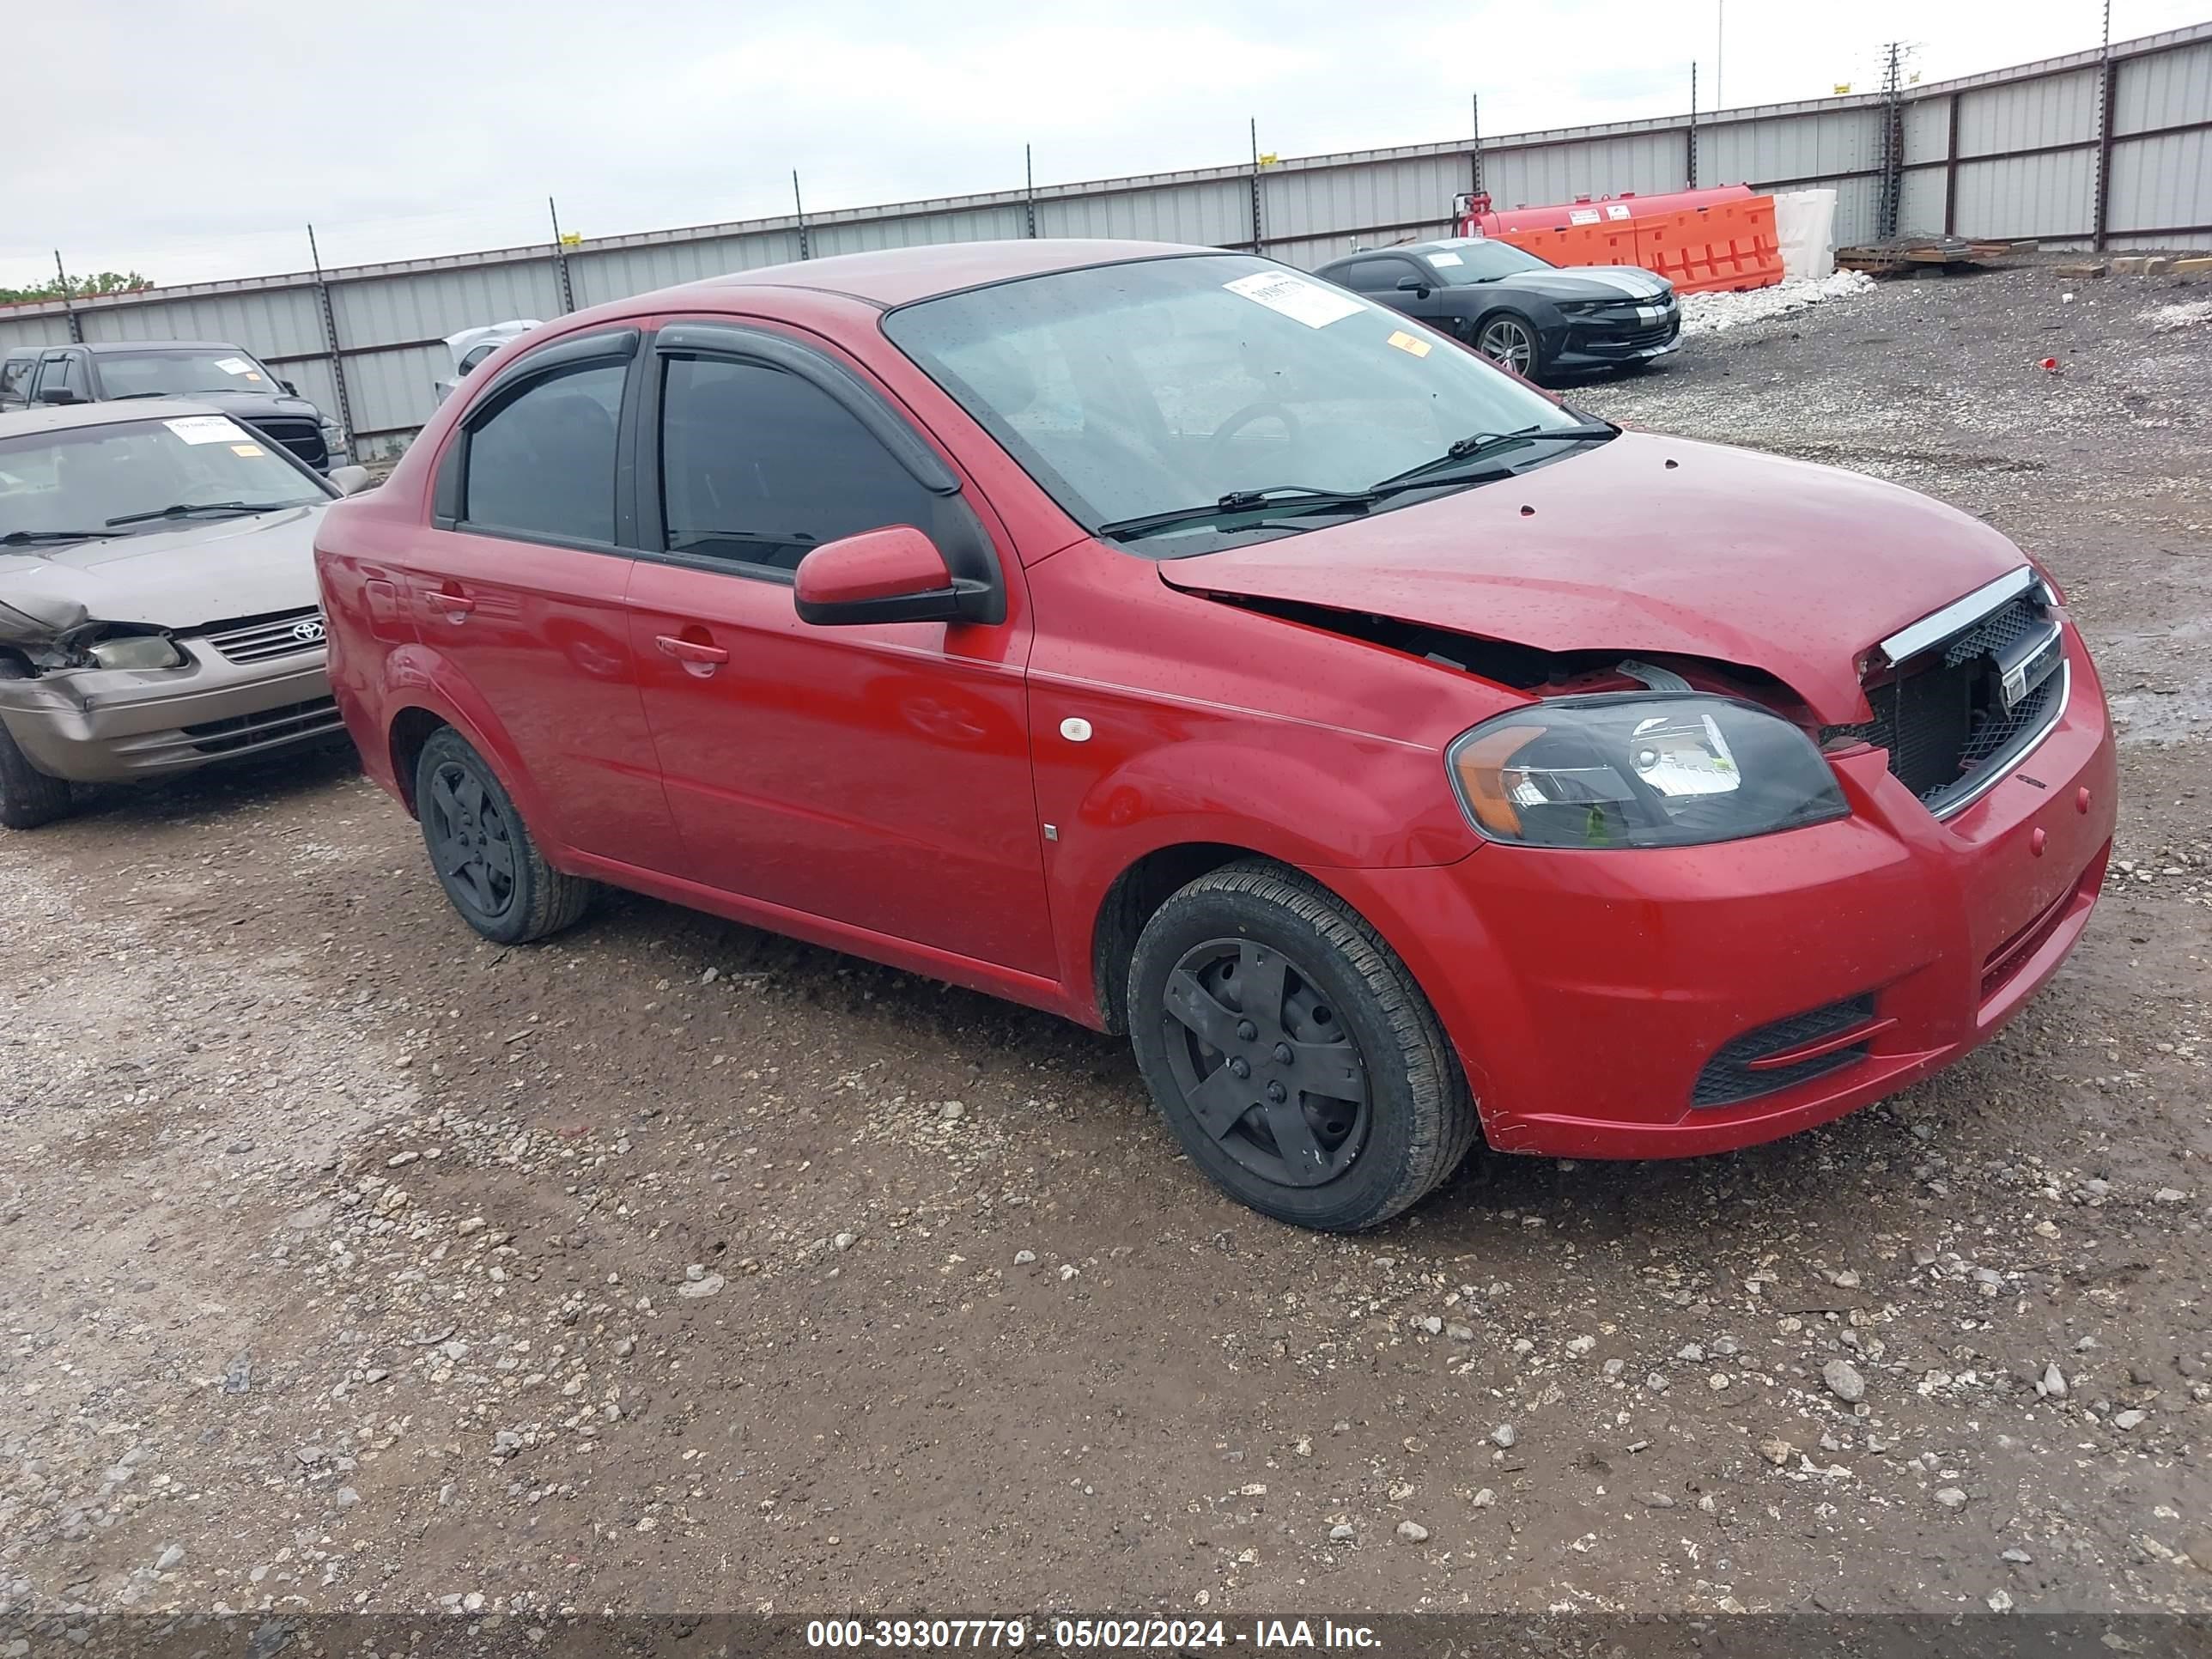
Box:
[1370,422,1619,495]
[105,500,301,527]
[1097,486,1375,541]
[110,391,174,400]
[2,528,112,545]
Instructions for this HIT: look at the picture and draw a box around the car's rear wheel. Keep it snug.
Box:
[414,727,592,945]
[1475,313,1541,378]
[0,672,75,830]
[1128,860,1480,1231]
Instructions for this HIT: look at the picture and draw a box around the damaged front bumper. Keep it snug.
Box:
[0,636,341,782]
[1322,629,2118,1159]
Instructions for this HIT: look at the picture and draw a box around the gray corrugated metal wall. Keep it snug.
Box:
[7,20,2206,458]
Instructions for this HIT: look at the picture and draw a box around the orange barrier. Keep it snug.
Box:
[1458,186,1784,295]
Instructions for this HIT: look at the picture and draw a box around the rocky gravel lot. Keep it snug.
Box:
[1,264,2208,1628]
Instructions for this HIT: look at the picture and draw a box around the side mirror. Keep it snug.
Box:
[326,465,376,496]
[278,379,299,397]
[35,386,80,406]
[1396,275,1431,298]
[793,526,991,627]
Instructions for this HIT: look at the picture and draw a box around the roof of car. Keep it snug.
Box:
[0,397,225,435]
[1318,238,1490,266]
[82,340,255,355]
[3,340,253,357]
[681,239,1220,307]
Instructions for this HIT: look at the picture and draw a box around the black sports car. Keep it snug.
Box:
[1312,237,1680,383]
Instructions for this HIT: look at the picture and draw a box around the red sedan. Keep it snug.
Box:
[315,240,2116,1231]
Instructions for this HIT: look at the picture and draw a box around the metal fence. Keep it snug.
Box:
[6,19,2208,459]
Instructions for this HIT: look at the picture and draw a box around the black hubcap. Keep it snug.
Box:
[425,762,518,920]
[1159,939,1370,1188]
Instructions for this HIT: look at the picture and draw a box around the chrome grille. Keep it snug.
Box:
[1823,579,2066,820]
[198,607,327,665]
[249,417,328,470]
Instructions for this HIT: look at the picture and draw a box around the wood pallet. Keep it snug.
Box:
[1838,237,2033,275]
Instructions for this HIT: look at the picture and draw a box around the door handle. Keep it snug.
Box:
[428,585,477,620]
[655,633,730,669]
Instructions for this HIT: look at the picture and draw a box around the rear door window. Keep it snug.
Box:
[460,362,626,544]
[0,356,31,407]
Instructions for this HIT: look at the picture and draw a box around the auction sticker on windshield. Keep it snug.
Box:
[215,356,260,378]
[164,416,250,446]
[1222,271,1363,329]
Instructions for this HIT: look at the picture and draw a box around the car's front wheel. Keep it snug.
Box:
[1474,312,1542,379]
[0,693,75,830]
[1128,861,1480,1231]
[414,727,593,945]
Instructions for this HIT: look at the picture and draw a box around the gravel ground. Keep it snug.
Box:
[1,264,2209,1627]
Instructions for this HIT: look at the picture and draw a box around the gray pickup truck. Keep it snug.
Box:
[0,340,347,473]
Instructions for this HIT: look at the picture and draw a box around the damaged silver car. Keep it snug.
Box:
[0,398,374,829]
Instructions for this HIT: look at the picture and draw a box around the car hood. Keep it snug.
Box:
[0,504,325,636]
[1157,432,2029,722]
[180,390,326,424]
[1479,266,1675,305]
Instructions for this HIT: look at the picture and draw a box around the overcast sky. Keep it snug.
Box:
[6,0,2205,289]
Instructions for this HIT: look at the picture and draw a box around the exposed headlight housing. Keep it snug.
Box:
[86,633,187,671]
[1448,694,1847,849]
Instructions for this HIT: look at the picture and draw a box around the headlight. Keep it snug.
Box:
[86,634,186,671]
[1448,695,1847,849]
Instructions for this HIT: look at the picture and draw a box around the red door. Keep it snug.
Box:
[626,567,1050,973]
[622,337,1053,976]
[400,337,682,871]
[404,529,679,868]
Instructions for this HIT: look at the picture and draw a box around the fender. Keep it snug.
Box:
[1042,730,1483,1025]
[377,641,560,838]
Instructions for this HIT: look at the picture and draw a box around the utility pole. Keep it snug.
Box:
[2093,0,2116,248]
[1716,0,1724,109]
[793,171,810,260]
[1877,40,1907,241]
[53,251,81,343]
[1689,63,1700,190]
[1024,144,1037,238]
[1471,93,1485,200]
[1248,118,1264,252]
[547,197,574,313]
[306,226,356,450]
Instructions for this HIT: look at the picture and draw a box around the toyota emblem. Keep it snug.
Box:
[293,617,326,643]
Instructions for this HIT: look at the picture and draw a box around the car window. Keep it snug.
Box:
[0,356,32,407]
[92,349,275,397]
[1338,258,1417,293]
[1419,239,1555,282]
[459,343,499,374]
[884,252,1579,541]
[462,362,625,544]
[34,356,78,397]
[0,415,327,541]
[658,356,939,574]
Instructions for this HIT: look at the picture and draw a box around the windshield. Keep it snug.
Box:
[94,349,278,398]
[882,253,1583,544]
[0,416,329,542]
[1421,240,1555,283]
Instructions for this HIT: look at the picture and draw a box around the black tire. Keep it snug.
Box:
[1474,310,1543,380]
[1128,860,1480,1231]
[413,727,592,944]
[0,716,74,830]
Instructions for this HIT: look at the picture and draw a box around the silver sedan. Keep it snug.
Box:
[0,398,374,828]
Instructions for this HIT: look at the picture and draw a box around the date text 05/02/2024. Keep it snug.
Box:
[802,1620,1381,1650]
